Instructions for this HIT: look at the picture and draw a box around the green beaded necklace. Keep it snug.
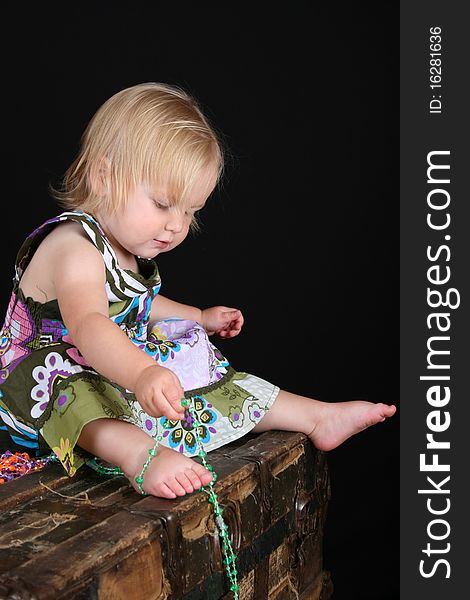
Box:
[86,396,240,599]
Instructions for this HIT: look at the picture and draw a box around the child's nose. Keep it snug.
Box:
[165,209,184,233]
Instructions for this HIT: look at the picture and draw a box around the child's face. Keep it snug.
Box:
[97,177,212,260]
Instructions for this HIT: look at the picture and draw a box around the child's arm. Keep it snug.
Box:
[150,294,244,338]
[149,295,202,324]
[50,228,185,420]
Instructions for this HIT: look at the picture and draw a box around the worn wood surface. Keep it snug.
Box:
[0,431,332,599]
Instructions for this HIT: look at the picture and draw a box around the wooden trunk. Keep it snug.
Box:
[0,431,333,600]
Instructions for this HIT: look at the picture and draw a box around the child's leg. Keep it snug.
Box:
[77,418,213,498]
[252,390,396,451]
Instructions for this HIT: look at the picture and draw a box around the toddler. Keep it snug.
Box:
[0,82,396,498]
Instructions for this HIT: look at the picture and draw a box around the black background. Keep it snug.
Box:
[2,4,398,599]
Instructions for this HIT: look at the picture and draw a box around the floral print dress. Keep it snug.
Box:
[0,211,279,476]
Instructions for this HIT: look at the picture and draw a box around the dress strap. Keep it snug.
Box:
[14,211,160,302]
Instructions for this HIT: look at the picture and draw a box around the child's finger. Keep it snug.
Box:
[171,399,186,417]
[144,397,180,421]
[228,322,242,334]
[226,328,241,338]
[225,311,243,330]
[160,393,185,420]
[218,325,240,338]
[166,391,185,413]
[229,315,243,330]
[220,308,237,324]
[222,309,240,323]
[161,382,185,418]
[163,404,185,421]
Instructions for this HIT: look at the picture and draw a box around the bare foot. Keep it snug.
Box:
[308,401,397,451]
[124,444,213,499]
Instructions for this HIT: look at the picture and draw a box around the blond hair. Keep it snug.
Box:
[53,82,224,221]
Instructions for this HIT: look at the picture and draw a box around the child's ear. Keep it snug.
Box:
[89,157,111,197]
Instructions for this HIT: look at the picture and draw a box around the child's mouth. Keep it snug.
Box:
[153,239,170,249]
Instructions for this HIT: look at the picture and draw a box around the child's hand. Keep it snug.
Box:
[201,306,244,338]
[134,365,186,420]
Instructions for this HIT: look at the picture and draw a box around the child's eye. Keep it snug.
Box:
[153,199,168,210]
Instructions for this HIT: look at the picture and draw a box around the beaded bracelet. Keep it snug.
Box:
[134,432,163,495]
[86,432,162,495]
[86,457,123,476]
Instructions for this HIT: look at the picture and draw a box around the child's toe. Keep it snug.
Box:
[185,467,202,488]
[156,482,177,499]
[168,477,187,496]
[192,463,213,485]
[381,403,397,417]
[175,472,195,493]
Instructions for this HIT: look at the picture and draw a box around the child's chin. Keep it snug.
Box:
[141,247,163,259]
